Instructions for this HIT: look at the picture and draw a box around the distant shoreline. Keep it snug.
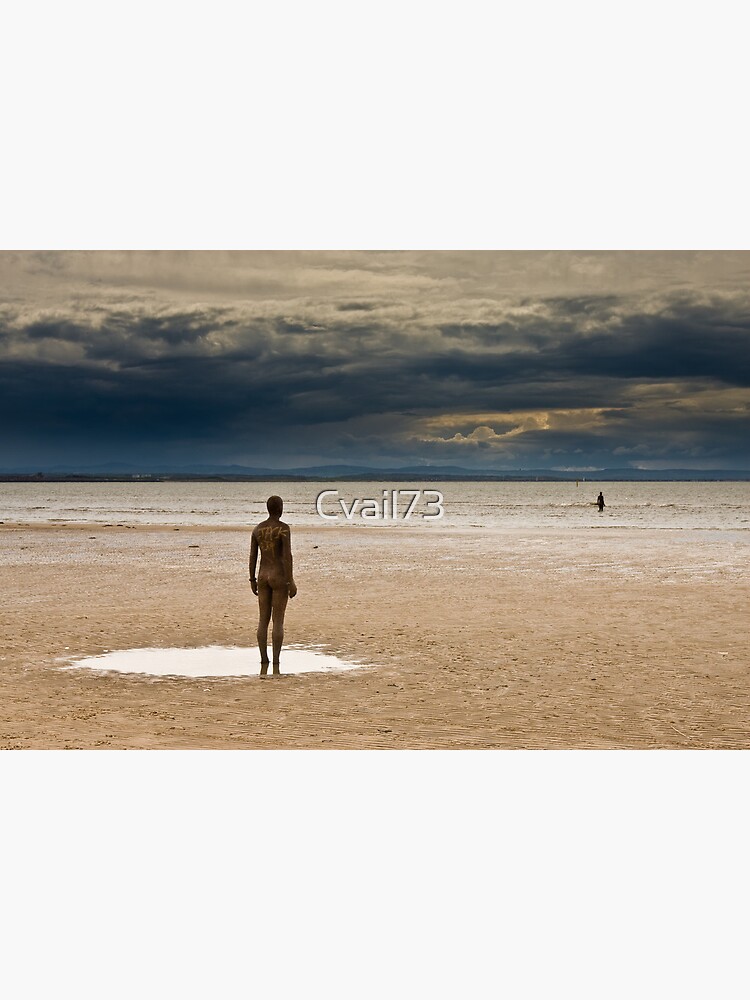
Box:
[3,473,750,484]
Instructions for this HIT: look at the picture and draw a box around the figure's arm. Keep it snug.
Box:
[249,532,259,595]
[283,527,297,598]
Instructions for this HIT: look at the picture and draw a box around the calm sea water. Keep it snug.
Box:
[2,480,750,532]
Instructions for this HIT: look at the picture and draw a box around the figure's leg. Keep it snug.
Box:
[271,587,289,673]
[257,583,272,675]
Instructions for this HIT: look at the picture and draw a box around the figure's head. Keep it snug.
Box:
[267,495,283,517]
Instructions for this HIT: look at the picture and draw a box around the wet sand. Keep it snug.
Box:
[1,522,748,748]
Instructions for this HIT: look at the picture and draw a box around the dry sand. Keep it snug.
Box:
[1,521,748,748]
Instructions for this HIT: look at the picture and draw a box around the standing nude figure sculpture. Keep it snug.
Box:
[249,495,297,675]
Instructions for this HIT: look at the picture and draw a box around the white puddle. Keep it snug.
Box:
[63,645,363,678]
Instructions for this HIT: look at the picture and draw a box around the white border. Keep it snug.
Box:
[2,2,748,249]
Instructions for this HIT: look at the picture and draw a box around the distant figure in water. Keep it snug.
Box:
[597,492,605,512]
[249,495,297,675]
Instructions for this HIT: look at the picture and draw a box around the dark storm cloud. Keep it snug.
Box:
[1,282,749,468]
[24,318,91,342]
[556,304,750,385]
[439,296,750,387]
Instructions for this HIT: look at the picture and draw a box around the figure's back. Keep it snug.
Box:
[255,517,288,556]
[253,518,291,586]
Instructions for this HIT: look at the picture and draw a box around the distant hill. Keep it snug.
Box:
[2,462,750,482]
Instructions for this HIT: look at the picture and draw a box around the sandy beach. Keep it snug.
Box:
[1,521,748,749]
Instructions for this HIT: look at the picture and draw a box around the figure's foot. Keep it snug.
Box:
[260,660,269,676]
[272,662,280,675]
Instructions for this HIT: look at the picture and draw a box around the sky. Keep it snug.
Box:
[1,250,749,471]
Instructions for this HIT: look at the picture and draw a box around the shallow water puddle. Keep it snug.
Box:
[63,645,362,678]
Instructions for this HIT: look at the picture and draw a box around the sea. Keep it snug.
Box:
[2,480,750,533]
